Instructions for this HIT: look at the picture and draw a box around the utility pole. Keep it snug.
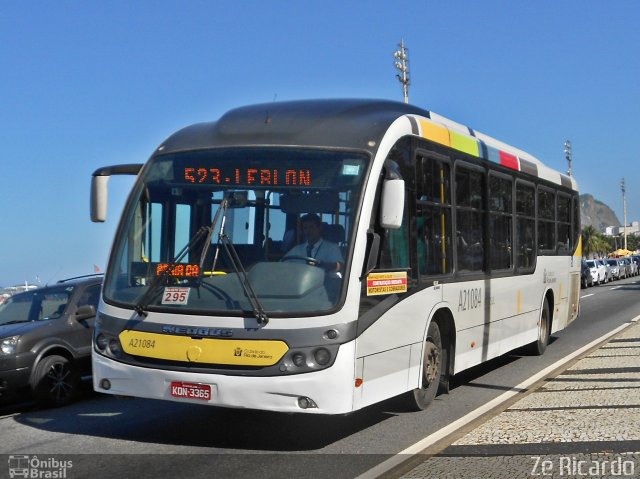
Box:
[393,40,410,104]
[621,178,628,250]
[564,140,572,176]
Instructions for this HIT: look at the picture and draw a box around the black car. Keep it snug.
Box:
[0,275,102,407]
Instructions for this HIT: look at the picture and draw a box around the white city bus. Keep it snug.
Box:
[90,99,581,414]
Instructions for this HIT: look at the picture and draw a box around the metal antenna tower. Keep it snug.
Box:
[393,40,410,104]
[564,140,572,176]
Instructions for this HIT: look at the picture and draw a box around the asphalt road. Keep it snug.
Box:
[1,276,639,479]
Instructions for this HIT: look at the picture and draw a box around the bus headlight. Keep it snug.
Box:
[95,334,109,352]
[314,348,331,366]
[108,339,123,358]
[292,352,306,367]
[281,344,339,374]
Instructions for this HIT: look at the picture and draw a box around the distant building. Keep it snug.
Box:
[604,221,640,236]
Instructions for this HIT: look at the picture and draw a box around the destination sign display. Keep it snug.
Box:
[183,167,312,187]
[156,263,201,278]
[150,148,368,190]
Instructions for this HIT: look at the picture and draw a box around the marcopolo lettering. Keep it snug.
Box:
[162,325,233,338]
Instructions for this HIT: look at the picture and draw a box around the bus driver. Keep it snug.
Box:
[284,213,343,276]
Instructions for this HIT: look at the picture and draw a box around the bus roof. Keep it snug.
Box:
[158,99,577,191]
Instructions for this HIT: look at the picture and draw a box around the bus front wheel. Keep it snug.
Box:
[405,321,442,411]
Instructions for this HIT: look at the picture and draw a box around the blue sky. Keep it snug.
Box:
[1,1,639,286]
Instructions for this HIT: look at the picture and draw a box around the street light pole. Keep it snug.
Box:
[393,40,410,104]
[621,178,628,250]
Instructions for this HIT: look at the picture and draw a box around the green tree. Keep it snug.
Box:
[594,236,611,257]
[582,225,600,258]
[629,235,640,252]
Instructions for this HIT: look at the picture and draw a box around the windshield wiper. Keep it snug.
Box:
[214,198,269,325]
[134,195,269,325]
[218,233,269,325]
[199,197,228,274]
[134,226,210,317]
[1,320,31,325]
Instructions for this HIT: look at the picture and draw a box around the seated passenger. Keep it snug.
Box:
[285,213,344,277]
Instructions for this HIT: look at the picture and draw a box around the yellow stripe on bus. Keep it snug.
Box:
[419,119,450,147]
[119,330,289,366]
[575,236,583,258]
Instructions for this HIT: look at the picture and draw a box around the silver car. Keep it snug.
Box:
[620,258,634,278]
[628,258,639,276]
[607,259,622,280]
[632,256,640,274]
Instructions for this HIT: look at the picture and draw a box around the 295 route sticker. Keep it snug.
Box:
[366,272,407,296]
[162,287,191,305]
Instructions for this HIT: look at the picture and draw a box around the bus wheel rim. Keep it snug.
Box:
[424,342,441,385]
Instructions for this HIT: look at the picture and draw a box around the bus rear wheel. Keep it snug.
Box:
[404,321,442,411]
[527,300,550,356]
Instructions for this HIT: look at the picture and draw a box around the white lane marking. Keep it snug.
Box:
[355,319,637,479]
[610,286,621,290]
[580,294,594,299]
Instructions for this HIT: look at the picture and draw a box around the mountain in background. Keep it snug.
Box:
[580,193,620,231]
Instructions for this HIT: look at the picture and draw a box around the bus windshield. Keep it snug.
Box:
[104,147,369,317]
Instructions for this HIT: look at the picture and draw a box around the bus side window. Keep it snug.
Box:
[416,155,452,276]
[455,165,486,272]
[378,141,411,271]
[488,173,513,270]
[556,193,572,254]
[379,198,410,270]
[537,187,556,252]
[516,181,536,270]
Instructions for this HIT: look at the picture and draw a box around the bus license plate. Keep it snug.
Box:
[170,381,211,401]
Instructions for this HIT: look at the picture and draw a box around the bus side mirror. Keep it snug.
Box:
[90,163,143,223]
[380,179,404,229]
[91,175,110,222]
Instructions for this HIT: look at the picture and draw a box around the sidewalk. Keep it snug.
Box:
[400,321,640,479]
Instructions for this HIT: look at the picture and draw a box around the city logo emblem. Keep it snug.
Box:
[234,347,242,357]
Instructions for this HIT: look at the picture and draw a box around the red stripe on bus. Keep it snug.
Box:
[499,151,519,170]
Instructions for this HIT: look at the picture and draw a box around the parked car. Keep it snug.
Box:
[596,259,612,283]
[607,258,623,280]
[619,258,633,278]
[627,257,639,276]
[0,275,102,407]
[629,254,640,274]
[581,260,592,288]
[586,259,606,285]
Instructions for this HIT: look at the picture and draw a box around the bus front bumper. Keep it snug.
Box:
[92,341,356,415]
